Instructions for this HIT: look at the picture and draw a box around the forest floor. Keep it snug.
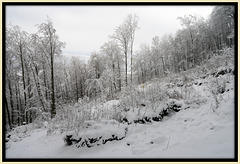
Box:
[5,72,235,159]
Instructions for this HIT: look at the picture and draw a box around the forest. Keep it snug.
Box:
[5,5,235,128]
[4,4,236,159]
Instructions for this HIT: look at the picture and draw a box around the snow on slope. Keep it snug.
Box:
[6,85,234,159]
[5,68,235,159]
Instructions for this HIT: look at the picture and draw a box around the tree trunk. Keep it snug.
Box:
[26,64,32,124]
[64,68,69,100]
[117,59,121,91]
[130,43,133,84]
[80,79,84,98]
[75,69,79,102]
[125,49,127,86]
[15,82,20,125]
[19,44,27,107]
[17,80,23,125]
[7,79,14,125]
[5,95,12,129]
[112,63,117,92]
[34,65,46,112]
[50,56,56,118]
[42,63,48,99]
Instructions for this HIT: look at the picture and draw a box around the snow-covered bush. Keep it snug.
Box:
[64,119,128,148]
[6,123,37,143]
[219,47,234,56]
[165,87,183,100]
[119,98,187,124]
[147,83,164,111]
[204,48,234,76]
[46,97,93,135]
[207,75,231,112]
[164,99,184,112]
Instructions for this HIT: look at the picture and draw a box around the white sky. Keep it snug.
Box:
[6,5,213,62]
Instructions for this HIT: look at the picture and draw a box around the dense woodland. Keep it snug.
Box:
[5,6,235,130]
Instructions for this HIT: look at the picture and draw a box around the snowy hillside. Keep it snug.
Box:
[5,4,237,161]
[5,51,235,159]
[5,87,234,158]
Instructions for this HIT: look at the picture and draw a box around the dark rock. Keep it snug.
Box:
[165,100,182,113]
[121,117,129,123]
[144,117,151,123]
[124,127,128,135]
[217,86,225,94]
[152,116,162,122]
[81,141,86,147]
[71,137,82,144]
[133,117,152,124]
[213,68,233,77]
[163,108,170,116]
[173,104,181,112]
[66,129,127,148]
[89,138,97,144]
[134,119,145,124]
[64,135,73,146]
[216,70,227,77]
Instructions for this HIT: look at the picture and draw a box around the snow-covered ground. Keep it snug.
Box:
[5,52,235,160]
[5,79,235,159]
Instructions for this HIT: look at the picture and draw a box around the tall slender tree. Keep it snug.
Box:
[37,18,65,118]
[112,14,139,86]
[125,14,139,84]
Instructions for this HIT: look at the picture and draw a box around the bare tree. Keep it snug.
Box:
[100,40,122,93]
[70,56,81,102]
[112,24,130,86]
[26,34,47,112]
[6,25,29,122]
[126,14,139,84]
[37,18,65,118]
[112,14,139,86]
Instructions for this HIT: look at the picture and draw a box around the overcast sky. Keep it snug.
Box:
[6,5,214,62]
